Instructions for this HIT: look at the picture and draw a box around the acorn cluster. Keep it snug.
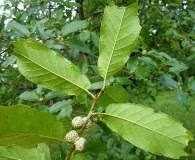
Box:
[64,116,92,151]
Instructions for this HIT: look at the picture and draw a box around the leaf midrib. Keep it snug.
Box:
[17,48,89,94]
[101,113,186,146]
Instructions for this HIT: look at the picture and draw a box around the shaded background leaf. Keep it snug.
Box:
[61,20,89,36]
[71,153,87,160]
[177,90,190,110]
[19,91,39,102]
[98,84,129,109]
[7,20,30,38]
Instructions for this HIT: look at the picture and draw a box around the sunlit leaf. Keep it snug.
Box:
[11,39,92,96]
[99,103,193,159]
[98,2,141,82]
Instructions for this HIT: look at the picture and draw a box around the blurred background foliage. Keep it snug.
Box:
[0,0,195,159]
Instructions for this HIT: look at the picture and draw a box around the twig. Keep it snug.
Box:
[65,86,105,159]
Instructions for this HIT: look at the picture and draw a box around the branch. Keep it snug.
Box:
[76,0,85,20]
[65,86,105,160]
[48,0,51,19]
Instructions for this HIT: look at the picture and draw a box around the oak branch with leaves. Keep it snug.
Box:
[0,2,193,160]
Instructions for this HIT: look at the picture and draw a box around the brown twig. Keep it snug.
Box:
[76,0,85,20]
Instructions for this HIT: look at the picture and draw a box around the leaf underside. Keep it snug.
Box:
[0,145,48,160]
[101,103,193,159]
[11,39,91,95]
[0,105,66,148]
[98,2,141,81]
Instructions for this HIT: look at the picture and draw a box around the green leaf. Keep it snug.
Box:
[127,57,138,74]
[135,66,149,80]
[76,94,87,104]
[11,39,92,96]
[168,61,188,74]
[80,30,90,42]
[59,116,72,132]
[31,18,48,33]
[0,145,47,160]
[115,77,132,85]
[19,91,39,102]
[158,74,179,89]
[98,3,141,82]
[188,10,195,19]
[2,55,17,67]
[57,107,72,119]
[67,38,90,53]
[99,84,128,109]
[85,140,107,154]
[71,153,87,160]
[49,100,72,113]
[7,20,30,37]
[90,76,115,90]
[100,103,193,159]
[91,32,99,47]
[138,56,157,67]
[61,20,89,36]
[0,105,66,148]
[44,90,67,100]
[64,2,81,7]
[37,143,51,160]
[188,77,195,91]
[176,91,190,110]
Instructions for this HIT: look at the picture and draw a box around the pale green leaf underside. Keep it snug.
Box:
[11,39,91,96]
[98,3,141,81]
[101,103,193,159]
[0,145,48,160]
[0,105,66,148]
